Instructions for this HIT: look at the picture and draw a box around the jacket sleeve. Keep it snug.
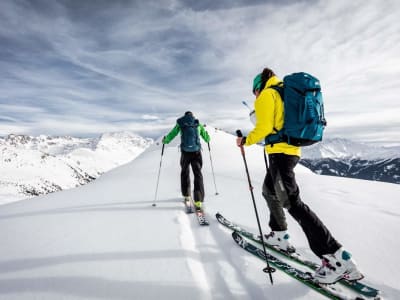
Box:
[245,90,275,146]
[199,124,210,143]
[163,124,180,144]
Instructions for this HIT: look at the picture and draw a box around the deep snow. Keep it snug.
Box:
[0,128,399,299]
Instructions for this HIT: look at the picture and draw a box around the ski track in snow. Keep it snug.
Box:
[207,218,267,300]
[178,210,211,299]
[178,205,271,300]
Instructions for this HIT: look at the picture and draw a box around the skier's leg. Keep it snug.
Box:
[275,154,342,258]
[191,151,204,203]
[180,151,191,197]
[261,156,294,252]
[262,155,287,231]
[288,194,341,257]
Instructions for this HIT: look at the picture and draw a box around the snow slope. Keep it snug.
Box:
[0,128,399,300]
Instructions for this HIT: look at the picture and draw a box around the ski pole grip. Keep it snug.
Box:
[236,130,243,137]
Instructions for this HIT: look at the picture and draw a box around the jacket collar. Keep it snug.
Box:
[264,75,282,89]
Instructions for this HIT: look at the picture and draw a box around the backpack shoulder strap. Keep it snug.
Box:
[269,83,284,100]
[265,83,284,145]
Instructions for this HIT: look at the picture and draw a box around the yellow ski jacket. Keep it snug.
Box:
[245,75,301,157]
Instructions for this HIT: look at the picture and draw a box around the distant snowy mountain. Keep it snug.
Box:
[0,132,152,204]
[301,138,400,184]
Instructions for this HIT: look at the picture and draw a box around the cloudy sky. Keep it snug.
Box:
[0,0,399,145]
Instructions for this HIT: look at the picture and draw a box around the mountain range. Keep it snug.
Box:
[1,134,399,206]
[300,138,400,184]
[0,132,152,204]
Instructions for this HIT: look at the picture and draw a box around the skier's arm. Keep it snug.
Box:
[163,124,180,144]
[199,124,210,143]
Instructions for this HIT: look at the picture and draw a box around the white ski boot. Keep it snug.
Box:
[263,231,296,253]
[314,247,364,284]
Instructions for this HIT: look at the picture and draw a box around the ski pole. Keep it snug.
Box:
[236,130,275,284]
[207,142,219,195]
[153,143,165,207]
[242,100,252,111]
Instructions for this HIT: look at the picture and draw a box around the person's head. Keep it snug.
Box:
[252,67,275,96]
[184,111,193,116]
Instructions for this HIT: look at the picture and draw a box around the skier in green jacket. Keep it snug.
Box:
[163,111,210,211]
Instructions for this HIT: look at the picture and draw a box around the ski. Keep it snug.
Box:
[184,197,208,225]
[217,213,380,299]
[232,231,377,300]
[195,210,209,226]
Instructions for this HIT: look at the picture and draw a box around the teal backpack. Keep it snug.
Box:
[266,72,327,147]
[177,113,201,152]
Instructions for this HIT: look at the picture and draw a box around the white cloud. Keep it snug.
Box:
[0,0,399,145]
[141,114,159,120]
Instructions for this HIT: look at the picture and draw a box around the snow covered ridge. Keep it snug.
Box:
[301,138,400,184]
[301,138,400,160]
[0,132,153,204]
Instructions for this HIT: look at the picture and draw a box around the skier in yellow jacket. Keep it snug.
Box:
[236,67,363,284]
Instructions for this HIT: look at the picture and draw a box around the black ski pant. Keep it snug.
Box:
[180,151,204,202]
[262,153,341,258]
